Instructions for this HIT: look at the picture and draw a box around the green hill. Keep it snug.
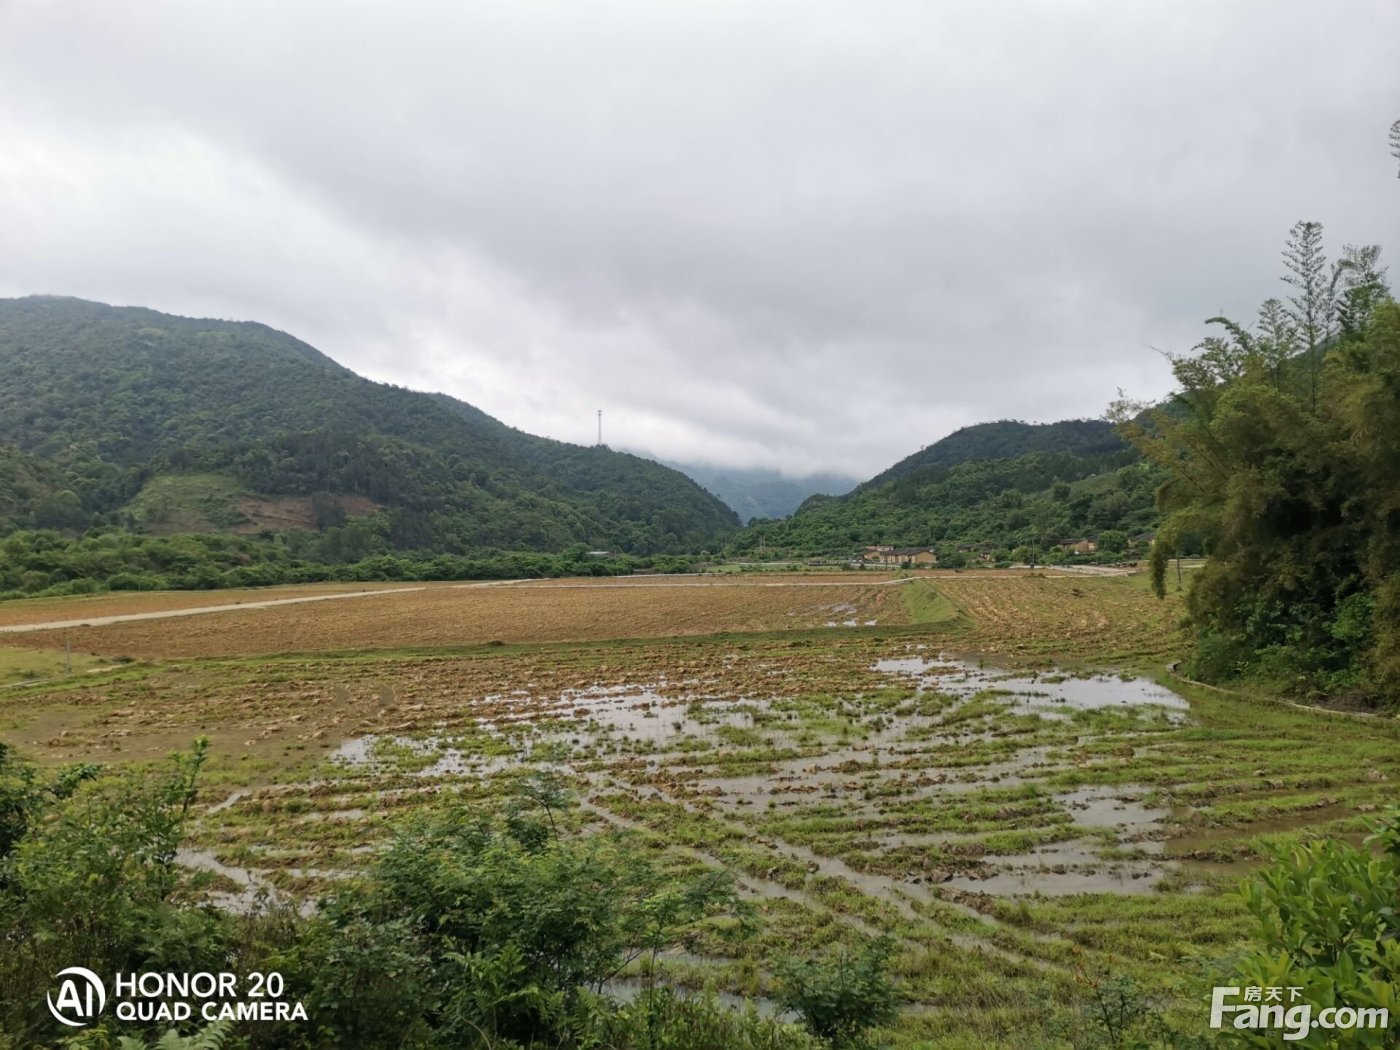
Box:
[859,419,1128,489]
[734,420,1158,558]
[0,296,738,554]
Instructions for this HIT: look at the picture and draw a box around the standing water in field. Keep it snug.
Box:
[873,652,1188,720]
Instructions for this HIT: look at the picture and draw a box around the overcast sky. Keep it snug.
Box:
[1,2,1397,478]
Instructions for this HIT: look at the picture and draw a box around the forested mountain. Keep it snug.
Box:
[0,445,70,528]
[733,420,1157,558]
[859,419,1128,490]
[0,297,738,554]
[650,458,859,522]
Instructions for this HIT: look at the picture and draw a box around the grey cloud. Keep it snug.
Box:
[1,0,1397,477]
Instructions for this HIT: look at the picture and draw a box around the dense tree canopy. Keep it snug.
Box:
[0,528,700,600]
[1119,220,1398,704]
[732,442,1158,560]
[0,297,738,556]
[857,419,1129,490]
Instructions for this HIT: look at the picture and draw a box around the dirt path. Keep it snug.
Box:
[0,586,426,634]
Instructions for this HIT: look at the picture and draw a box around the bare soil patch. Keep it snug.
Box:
[4,579,910,660]
[0,582,408,628]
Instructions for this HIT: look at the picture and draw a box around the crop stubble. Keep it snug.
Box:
[2,571,1388,1047]
[2,577,913,660]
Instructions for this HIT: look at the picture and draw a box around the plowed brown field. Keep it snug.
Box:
[0,581,410,628]
[4,577,914,660]
[937,574,1182,663]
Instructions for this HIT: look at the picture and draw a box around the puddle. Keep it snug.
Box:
[946,848,1163,896]
[331,736,380,764]
[1059,785,1168,837]
[288,660,1195,905]
[688,744,1054,819]
[566,690,762,746]
[176,848,285,913]
[332,688,782,770]
[874,654,1188,720]
[297,807,368,822]
[176,848,344,914]
[331,733,519,777]
[930,785,1171,896]
[207,789,248,814]
[875,657,939,675]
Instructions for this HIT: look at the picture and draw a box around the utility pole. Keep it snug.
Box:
[597,409,602,447]
[65,633,72,675]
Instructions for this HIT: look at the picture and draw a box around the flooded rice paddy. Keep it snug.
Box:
[8,573,1398,1045]
[200,651,1212,915]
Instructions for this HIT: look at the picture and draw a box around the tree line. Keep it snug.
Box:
[1117,124,1400,705]
[0,530,699,601]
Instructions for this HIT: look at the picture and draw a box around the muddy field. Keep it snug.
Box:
[936,573,1182,664]
[1,575,919,660]
[0,580,411,628]
[1,572,1394,1047]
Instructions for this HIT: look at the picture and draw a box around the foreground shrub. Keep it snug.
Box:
[775,935,900,1048]
[1,748,838,1049]
[1218,810,1400,1047]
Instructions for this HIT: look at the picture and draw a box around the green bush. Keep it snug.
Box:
[0,741,221,1041]
[0,742,876,1049]
[776,936,900,1048]
[1219,810,1400,1047]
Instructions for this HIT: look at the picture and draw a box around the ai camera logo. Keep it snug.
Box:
[48,967,107,1027]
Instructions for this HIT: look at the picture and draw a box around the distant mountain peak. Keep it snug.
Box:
[629,453,859,521]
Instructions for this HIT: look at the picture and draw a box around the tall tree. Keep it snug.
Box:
[1254,298,1299,390]
[1281,220,1332,411]
[1335,243,1391,340]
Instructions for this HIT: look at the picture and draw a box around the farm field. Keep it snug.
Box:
[0,643,107,688]
[0,574,922,660]
[2,572,1395,1047]
[0,580,414,628]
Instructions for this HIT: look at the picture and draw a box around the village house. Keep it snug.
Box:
[864,545,938,566]
[896,547,939,566]
[1054,537,1099,555]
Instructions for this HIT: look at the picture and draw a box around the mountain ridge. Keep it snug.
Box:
[858,419,1128,490]
[732,418,1156,557]
[0,296,738,553]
